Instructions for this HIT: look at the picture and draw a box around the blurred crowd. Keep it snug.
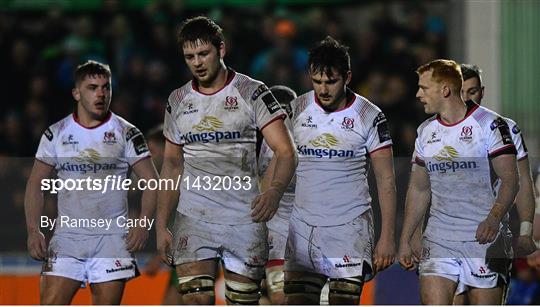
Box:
[0,2,448,251]
[0,1,447,158]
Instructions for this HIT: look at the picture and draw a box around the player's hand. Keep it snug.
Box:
[516,235,537,257]
[373,237,395,273]
[251,188,281,222]
[409,236,423,262]
[126,225,149,252]
[475,215,500,244]
[527,249,540,270]
[156,227,172,264]
[27,230,47,260]
[398,241,418,271]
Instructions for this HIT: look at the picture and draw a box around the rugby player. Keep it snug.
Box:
[24,61,158,304]
[451,64,537,304]
[155,17,296,305]
[398,59,519,304]
[284,36,397,305]
[257,85,297,305]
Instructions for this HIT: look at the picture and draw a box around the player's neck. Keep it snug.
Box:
[197,65,228,94]
[438,97,468,125]
[74,108,109,128]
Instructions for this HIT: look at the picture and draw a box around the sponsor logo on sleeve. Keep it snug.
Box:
[490,117,513,145]
[44,128,53,141]
[251,84,269,101]
[373,113,391,143]
[512,125,521,134]
[166,102,172,114]
[126,127,149,155]
[262,93,281,114]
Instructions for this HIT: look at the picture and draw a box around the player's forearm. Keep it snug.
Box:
[491,175,519,223]
[400,188,430,244]
[267,147,296,193]
[260,155,277,192]
[139,189,157,220]
[411,214,426,243]
[156,163,182,230]
[376,174,396,241]
[515,159,535,224]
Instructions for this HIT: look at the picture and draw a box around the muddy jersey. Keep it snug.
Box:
[413,101,517,241]
[164,70,286,225]
[35,112,150,235]
[258,117,295,221]
[291,90,392,226]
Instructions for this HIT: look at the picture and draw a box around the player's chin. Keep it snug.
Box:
[93,109,109,118]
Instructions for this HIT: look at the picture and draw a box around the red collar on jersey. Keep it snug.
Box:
[436,100,479,127]
[191,68,236,96]
[314,88,356,113]
[72,111,112,129]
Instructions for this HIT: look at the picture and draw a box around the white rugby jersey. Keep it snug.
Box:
[291,90,392,226]
[258,117,296,221]
[413,101,517,241]
[164,70,286,225]
[36,112,150,235]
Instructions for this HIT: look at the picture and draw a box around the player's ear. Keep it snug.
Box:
[72,87,80,102]
[441,85,450,98]
[218,41,226,59]
[345,71,352,86]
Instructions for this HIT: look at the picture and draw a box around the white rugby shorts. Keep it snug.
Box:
[285,210,374,280]
[170,212,268,280]
[419,234,511,291]
[42,233,139,285]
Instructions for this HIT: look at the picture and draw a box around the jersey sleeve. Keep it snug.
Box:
[366,112,393,154]
[412,136,425,166]
[35,127,57,167]
[124,126,151,166]
[252,84,286,130]
[506,119,528,160]
[163,96,183,145]
[487,116,517,158]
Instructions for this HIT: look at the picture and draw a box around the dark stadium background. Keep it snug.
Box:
[0,0,538,304]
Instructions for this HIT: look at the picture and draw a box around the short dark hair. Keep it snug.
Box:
[269,85,297,118]
[460,63,483,85]
[74,60,111,85]
[178,16,224,50]
[308,36,350,79]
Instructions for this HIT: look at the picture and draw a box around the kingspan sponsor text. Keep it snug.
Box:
[59,162,118,174]
[297,145,354,159]
[426,160,478,174]
[180,131,241,144]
